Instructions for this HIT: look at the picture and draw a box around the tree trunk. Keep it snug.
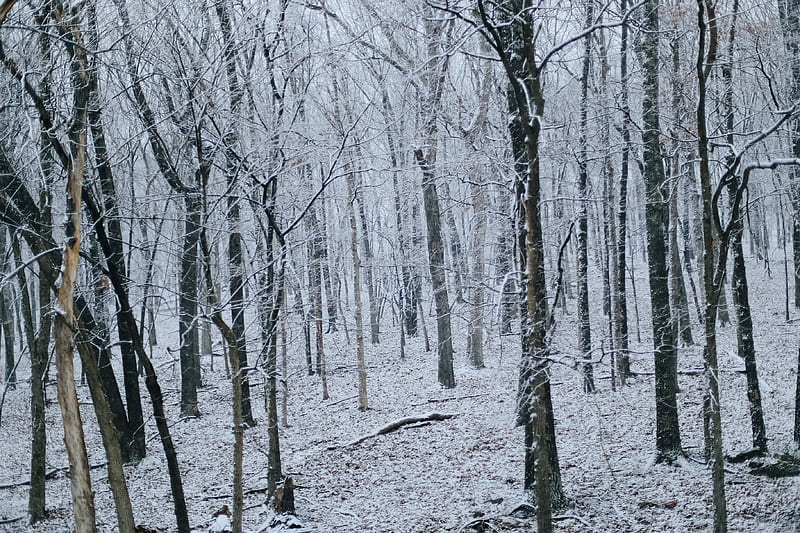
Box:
[670,186,694,346]
[466,174,487,369]
[16,233,49,523]
[478,1,566,527]
[0,228,15,390]
[415,150,456,389]
[639,0,682,463]
[577,0,595,394]
[347,172,369,410]
[200,228,244,533]
[28,8,54,517]
[382,87,418,337]
[722,0,766,453]
[253,182,285,498]
[53,12,96,529]
[696,2,727,530]
[320,187,338,333]
[615,0,632,382]
[355,174,380,344]
[180,193,201,417]
[74,324,136,533]
[440,179,467,303]
[306,203,329,398]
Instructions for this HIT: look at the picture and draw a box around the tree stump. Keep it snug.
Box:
[272,476,295,515]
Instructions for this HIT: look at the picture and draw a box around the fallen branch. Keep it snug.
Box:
[410,394,485,407]
[329,412,459,449]
[202,486,269,501]
[0,516,24,525]
[0,462,107,490]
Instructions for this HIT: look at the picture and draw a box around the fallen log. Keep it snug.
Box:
[329,412,459,449]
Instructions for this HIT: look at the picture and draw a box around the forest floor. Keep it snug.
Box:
[2,258,800,532]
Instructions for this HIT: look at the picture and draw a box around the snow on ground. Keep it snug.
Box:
[1,257,800,532]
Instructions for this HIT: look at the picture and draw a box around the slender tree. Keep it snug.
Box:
[721,0,766,453]
[48,4,96,529]
[577,0,595,393]
[696,1,727,529]
[615,0,632,382]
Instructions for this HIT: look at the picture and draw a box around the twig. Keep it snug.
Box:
[327,395,358,407]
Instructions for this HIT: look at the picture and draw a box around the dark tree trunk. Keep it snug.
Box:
[478,1,566,528]
[85,2,145,459]
[722,0,766,453]
[180,193,201,418]
[577,0,594,393]
[0,228,15,390]
[28,9,54,516]
[639,0,682,462]
[615,0,632,382]
[696,2,727,530]
[415,150,456,389]
[17,233,50,523]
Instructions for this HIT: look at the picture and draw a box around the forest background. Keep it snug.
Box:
[1,0,800,532]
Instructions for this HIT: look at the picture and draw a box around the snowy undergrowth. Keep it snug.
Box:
[1,260,800,532]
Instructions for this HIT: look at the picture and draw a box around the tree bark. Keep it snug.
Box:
[478,1,568,528]
[200,228,243,533]
[179,193,201,417]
